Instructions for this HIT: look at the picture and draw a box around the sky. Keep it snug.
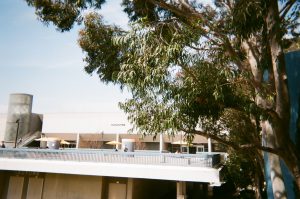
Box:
[0,0,129,114]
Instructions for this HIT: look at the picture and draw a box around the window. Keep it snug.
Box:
[196,145,205,152]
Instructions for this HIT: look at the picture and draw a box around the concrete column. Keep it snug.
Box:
[208,138,212,153]
[207,184,213,197]
[176,181,187,199]
[159,133,164,153]
[116,133,120,150]
[126,178,133,199]
[76,133,80,149]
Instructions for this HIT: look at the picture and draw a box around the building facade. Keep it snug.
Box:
[0,94,225,199]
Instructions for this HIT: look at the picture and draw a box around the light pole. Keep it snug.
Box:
[14,119,20,148]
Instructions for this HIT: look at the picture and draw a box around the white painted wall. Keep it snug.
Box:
[42,112,132,134]
[0,113,7,141]
[0,112,132,136]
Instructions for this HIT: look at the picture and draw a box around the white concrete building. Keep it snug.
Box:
[0,94,225,199]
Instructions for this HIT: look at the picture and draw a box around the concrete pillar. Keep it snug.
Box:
[176,181,186,199]
[126,178,133,199]
[208,138,212,153]
[76,133,80,149]
[159,133,164,152]
[207,184,214,197]
[4,93,33,147]
[116,133,120,150]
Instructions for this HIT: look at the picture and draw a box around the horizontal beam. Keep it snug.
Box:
[0,158,222,183]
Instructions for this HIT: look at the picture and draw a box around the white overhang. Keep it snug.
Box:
[0,158,222,184]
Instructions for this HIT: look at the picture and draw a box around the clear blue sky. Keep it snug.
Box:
[0,0,129,113]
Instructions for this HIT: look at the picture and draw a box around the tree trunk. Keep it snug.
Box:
[262,120,287,199]
[264,0,300,193]
[279,139,300,192]
[254,173,263,199]
[253,152,265,199]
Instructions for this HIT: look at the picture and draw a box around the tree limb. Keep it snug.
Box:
[190,129,281,156]
[225,0,234,11]
[146,0,247,72]
[280,0,297,20]
[246,40,260,66]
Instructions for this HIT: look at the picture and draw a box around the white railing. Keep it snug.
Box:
[0,148,223,167]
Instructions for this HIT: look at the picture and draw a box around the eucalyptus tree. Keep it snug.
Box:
[25,0,300,193]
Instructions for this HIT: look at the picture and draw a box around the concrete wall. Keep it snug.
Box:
[0,172,103,199]
[30,113,43,134]
[42,112,131,134]
[0,114,6,141]
[0,172,213,199]
[0,173,176,199]
[42,174,103,199]
[7,176,24,199]
[26,177,44,199]
[79,140,104,149]
[78,176,177,199]
[102,177,128,199]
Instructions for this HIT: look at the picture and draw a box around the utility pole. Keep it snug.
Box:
[14,119,20,148]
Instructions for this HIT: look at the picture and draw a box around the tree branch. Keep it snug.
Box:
[280,0,297,20]
[190,129,239,150]
[240,143,281,156]
[189,129,281,156]
[146,0,247,72]
[225,0,234,11]
[246,40,260,66]
[187,44,220,52]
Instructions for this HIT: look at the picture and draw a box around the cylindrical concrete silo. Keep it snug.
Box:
[4,93,33,147]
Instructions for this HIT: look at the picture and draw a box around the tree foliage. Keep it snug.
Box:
[25,0,300,194]
[78,13,124,83]
[25,0,106,31]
